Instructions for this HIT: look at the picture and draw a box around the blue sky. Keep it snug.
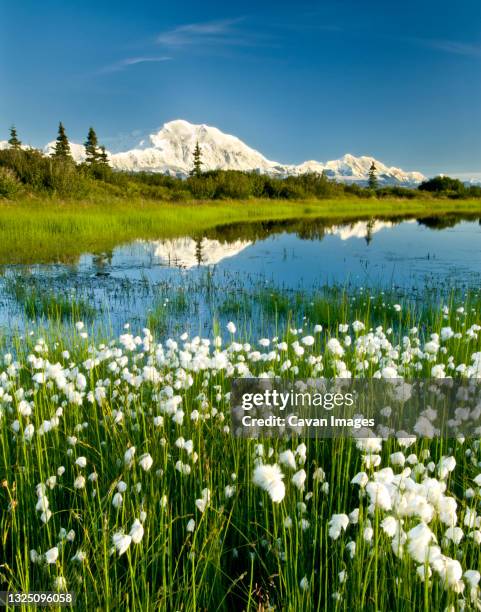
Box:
[1,0,480,176]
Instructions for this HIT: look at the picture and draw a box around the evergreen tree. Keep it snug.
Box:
[190,142,202,177]
[368,161,378,190]
[98,145,110,167]
[84,127,100,165]
[52,122,73,161]
[8,126,21,149]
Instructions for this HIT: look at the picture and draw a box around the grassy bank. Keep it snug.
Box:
[1,196,481,264]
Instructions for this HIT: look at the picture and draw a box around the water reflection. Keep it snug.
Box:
[151,237,252,269]
[1,214,480,337]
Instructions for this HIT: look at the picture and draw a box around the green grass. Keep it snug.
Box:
[1,294,481,610]
[0,196,480,264]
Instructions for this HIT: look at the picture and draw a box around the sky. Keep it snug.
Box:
[1,0,480,177]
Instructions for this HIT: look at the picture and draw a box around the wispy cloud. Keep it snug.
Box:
[100,56,172,74]
[410,37,481,58]
[96,16,274,76]
[156,17,265,49]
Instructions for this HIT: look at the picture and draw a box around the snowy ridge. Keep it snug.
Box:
[39,119,425,185]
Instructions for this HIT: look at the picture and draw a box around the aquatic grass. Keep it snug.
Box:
[146,287,191,334]
[5,275,96,322]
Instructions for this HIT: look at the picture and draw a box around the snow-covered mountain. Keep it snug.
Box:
[113,120,278,176]
[40,119,424,185]
[44,141,91,163]
[108,120,425,185]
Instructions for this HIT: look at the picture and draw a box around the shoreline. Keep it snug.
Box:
[1,196,480,264]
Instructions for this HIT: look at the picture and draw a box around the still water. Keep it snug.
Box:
[1,215,480,336]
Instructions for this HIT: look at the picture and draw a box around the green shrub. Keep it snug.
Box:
[418,175,466,196]
[0,167,22,198]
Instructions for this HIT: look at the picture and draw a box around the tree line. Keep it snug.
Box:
[1,123,480,201]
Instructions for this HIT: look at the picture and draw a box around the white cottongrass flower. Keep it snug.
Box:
[444,526,464,545]
[73,475,86,489]
[112,492,123,509]
[71,550,87,563]
[195,488,211,513]
[366,481,392,511]
[36,496,49,513]
[252,464,285,503]
[129,519,144,544]
[381,516,399,538]
[464,569,480,589]
[279,450,296,470]
[226,322,236,334]
[299,576,309,591]
[44,546,59,564]
[352,320,365,332]
[438,456,456,480]
[112,532,131,556]
[363,454,382,469]
[23,424,35,442]
[356,437,383,453]
[327,338,344,357]
[351,472,369,488]
[40,510,52,523]
[186,519,196,533]
[390,452,405,466]
[328,514,349,540]
[407,522,436,563]
[363,526,374,542]
[224,485,236,499]
[291,469,307,491]
[295,443,307,465]
[53,576,67,592]
[138,453,153,471]
[124,447,136,467]
[75,456,87,468]
[349,508,359,524]
[464,507,477,528]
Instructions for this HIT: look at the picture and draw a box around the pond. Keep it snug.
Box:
[1,214,480,338]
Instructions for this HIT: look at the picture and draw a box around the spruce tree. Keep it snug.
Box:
[368,161,378,190]
[52,122,73,161]
[84,127,100,165]
[98,145,110,167]
[190,142,202,177]
[8,126,21,149]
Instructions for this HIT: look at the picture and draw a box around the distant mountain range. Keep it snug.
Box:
[1,119,432,185]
